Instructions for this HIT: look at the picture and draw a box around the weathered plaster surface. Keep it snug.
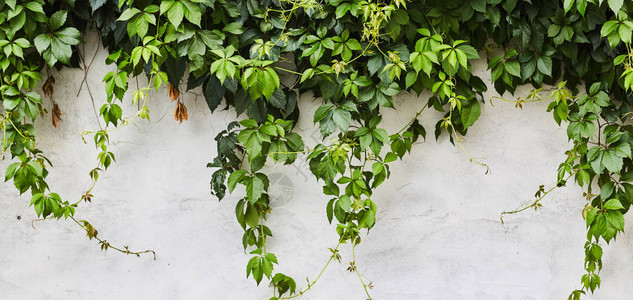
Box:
[1,40,632,299]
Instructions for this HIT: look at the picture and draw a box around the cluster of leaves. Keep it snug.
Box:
[0,0,157,258]
[5,0,633,298]
[0,0,81,222]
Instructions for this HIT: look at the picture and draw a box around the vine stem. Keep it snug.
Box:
[453,132,490,173]
[500,172,576,224]
[396,104,427,135]
[490,95,542,108]
[76,35,104,131]
[280,239,343,299]
[449,124,490,174]
[267,145,336,163]
[69,215,156,259]
[352,242,372,300]
[273,66,303,76]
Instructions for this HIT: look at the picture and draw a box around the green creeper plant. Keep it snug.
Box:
[4,0,633,298]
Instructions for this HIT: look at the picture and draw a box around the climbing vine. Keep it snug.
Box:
[3,0,633,298]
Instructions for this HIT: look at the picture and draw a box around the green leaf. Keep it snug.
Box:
[50,38,72,65]
[602,150,623,173]
[608,0,623,13]
[228,170,247,192]
[5,163,19,182]
[49,11,67,31]
[358,133,372,150]
[33,34,51,53]
[240,119,259,128]
[182,0,202,26]
[504,60,521,77]
[338,195,351,212]
[300,68,315,83]
[563,0,575,13]
[166,1,185,28]
[203,76,225,112]
[360,209,376,228]
[326,198,335,223]
[604,199,625,210]
[537,56,552,77]
[314,104,333,123]
[55,28,82,45]
[461,101,481,129]
[601,21,619,37]
[372,162,384,175]
[457,45,479,59]
[245,205,259,228]
[90,0,108,12]
[332,108,351,131]
[118,8,140,21]
[606,210,625,231]
[367,55,383,75]
[260,125,277,136]
[223,22,245,34]
[247,176,265,203]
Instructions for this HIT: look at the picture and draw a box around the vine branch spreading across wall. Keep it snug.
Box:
[2,0,633,298]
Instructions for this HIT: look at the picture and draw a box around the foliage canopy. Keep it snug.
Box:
[2,0,633,298]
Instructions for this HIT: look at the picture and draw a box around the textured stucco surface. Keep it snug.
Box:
[1,39,633,300]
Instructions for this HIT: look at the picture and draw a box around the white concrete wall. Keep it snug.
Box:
[1,38,633,300]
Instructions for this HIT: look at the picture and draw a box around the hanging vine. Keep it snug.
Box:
[2,0,633,298]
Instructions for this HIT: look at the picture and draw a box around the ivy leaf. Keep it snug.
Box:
[300,68,314,83]
[223,22,245,34]
[314,104,334,123]
[5,0,17,10]
[604,199,625,210]
[470,0,486,12]
[4,163,19,182]
[338,195,351,212]
[563,0,575,13]
[608,0,623,13]
[89,0,108,12]
[332,108,351,131]
[49,11,67,31]
[238,130,263,160]
[227,170,246,192]
[537,56,552,77]
[55,28,82,45]
[367,55,384,75]
[358,133,372,151]
[372,162,384,175]
[182,0,202,26]
[269,89,287,110]
[118,8,140,21]
[457,45,479,59]
[166,2,185,28]
[247,176,265,204]
[461,100,481,129]
[33,34,51,54]
[261,69,279,100]
[606,210,625,231]
[244,205,259,229]
[203,76,225,112]
[50,38,72,65]
[504,60,521,78]
[602,150,623,173]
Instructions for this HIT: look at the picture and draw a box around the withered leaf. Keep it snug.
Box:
[173,100,188,124]
[42,75,55,99]
[51,102,63,128]
[168,83,180,101]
